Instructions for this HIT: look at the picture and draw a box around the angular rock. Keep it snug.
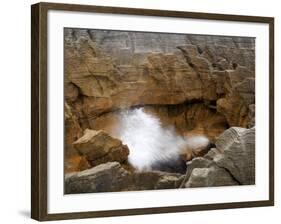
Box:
[73,129,129,167]
[65,162,129,193]
[180,157,215,187]
[180,156,239,188]
[181,127,255,188]
[185,166,238,187]
[65,162,184,193]
[184,157,215,179]
[214,127,255,184]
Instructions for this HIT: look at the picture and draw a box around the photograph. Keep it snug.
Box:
[64,28,256,194]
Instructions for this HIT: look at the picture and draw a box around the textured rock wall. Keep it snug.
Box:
[64,28,255,173]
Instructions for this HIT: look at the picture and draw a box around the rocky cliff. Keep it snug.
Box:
[64,28,255,192]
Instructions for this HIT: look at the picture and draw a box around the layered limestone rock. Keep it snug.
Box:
[73,129,129,167]
[180,157,238,187]
[65,162,184,193]
[64,29,255,128]
[216,66,255,127]
[180,127,255,188]
[64,103,90,173]
[214,127,255,184]
[65,127,255,193]
[185,166,238,187]
[64,28,255,176]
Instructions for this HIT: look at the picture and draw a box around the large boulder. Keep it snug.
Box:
[65,162,129,193]
[65,162,184,193]
[214,127,255,184]
[185,166,238,187]
[181,127,255,187]
[181,157,238,187]
[73,129,129,167]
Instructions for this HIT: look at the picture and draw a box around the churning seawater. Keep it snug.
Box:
[112,108,209,172]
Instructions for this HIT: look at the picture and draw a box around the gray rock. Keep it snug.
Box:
[65,162,130,193]
[181,156,238,188]
[185,157,215,181]
[182,127,255,188]
[65,162,184,194]
[214,127,255,184]
[179,157,214,187]
[204,148,221,160]
[234,77,255,105]
[185,166,238,187]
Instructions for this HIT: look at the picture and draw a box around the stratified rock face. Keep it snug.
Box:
[185,166,238,187]
[64,28,255,192]
[73,129,129,167]
[214,127,255,185]
[64,29,255,147]
[65,162,184,193]
[180,127,255,188]
[180,157,238,187]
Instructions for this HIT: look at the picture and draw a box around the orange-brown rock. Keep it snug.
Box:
[65,155,91,173]
[73,129,129,167]
[215,66,255,127]
[65,103,83,151]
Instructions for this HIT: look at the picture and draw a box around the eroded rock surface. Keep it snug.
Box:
[73,129,129,167]
[180,127,255,188]
[185,166,238,187]
[65,127,255,193]
[64,29,255,148]
[65,162,184,193]
[64,29,256,191]
[214,127,255,184]
[179,157,238,187]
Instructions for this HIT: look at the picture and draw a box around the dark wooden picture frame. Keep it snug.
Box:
[31,2,274,221]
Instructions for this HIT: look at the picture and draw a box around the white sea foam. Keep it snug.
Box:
[114,108,209,171]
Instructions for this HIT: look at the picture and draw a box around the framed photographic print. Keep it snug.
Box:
[31,2,274,221]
